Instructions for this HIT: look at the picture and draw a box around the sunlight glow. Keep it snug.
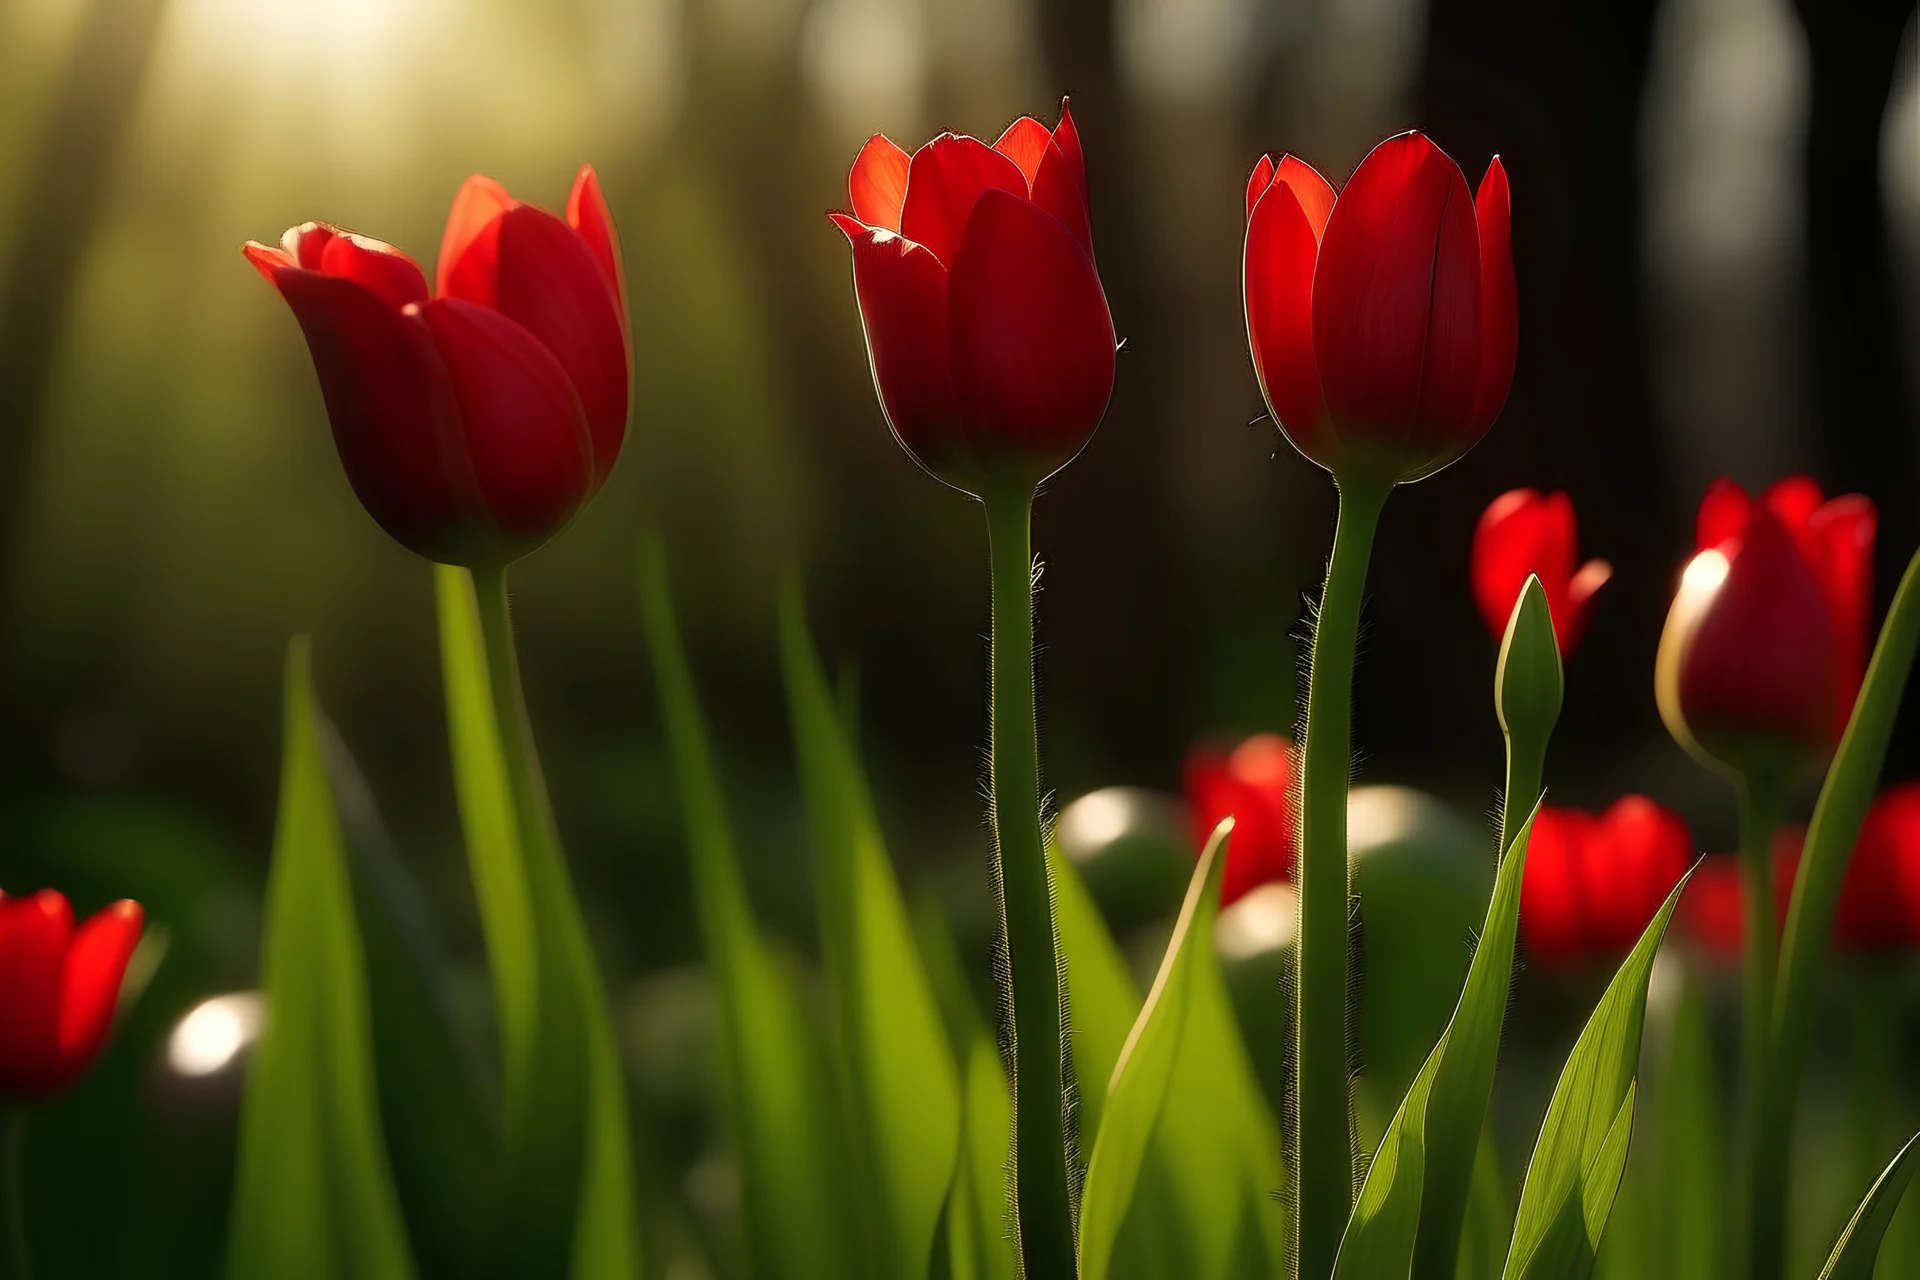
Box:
[1216,882,1298,962]
[1056,788,1138,855]
[167,991,264,1078]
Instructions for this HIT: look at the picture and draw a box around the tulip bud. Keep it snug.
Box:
[1657,503,1839,784]
[830,101,1116,499]
[1244,132,1517,487]
[1496,574,1564,755]
[0,892,144,1097]
[245,166,630,567]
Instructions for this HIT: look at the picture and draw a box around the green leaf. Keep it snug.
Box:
[1502,872,1691,1280]
[1336,804,1535,1280]
[779,586,963,1278]
[1819,1133,1920,1280]
[1456,1125,1515,1280]
[954,1036,1017,1280]
[1653,978,1723,1279]
[1051,839,1142,1147]
[1079,819,1229,1280]
[638,540,855,1280]
[438,566,640,1279]
[226,639,414,1280]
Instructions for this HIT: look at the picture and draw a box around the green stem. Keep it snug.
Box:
[1845,970,1896,1191]
[983,491,1076,1279]
[1737,777,1784,1280]
[1499,738,1545,861]
[2,1109,29,1280]
[470,566,588,1280]
[1294,476,1389,1280]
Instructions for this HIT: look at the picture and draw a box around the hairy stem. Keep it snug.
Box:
[1294,476,1389,1280]
[983,491,1077,1278]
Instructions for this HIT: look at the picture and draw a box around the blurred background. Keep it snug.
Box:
[0,0,1916,1275]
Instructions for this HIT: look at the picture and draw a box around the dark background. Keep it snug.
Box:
[0,0,1914,1274]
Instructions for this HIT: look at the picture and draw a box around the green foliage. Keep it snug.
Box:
[638,541,856,1280]
[779,587,962,1277]
[1502,874,1691,1280]
[1819,1134,1920,1280]
[225,640,414,1280]
[1079,819,1230,1280]
[1336,804,1538,1280]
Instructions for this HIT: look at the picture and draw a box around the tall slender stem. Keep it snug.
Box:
[1737,776,1784,1280]
[1294,476,1389,1280]
[983,491,1076,1279]
[1499,741,1545,862]
[2,1109,29,1280]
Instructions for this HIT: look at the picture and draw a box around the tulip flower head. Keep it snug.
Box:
[1184,734,1295,907]
[1657,478,1872,782]
[1473,490,1612,655]
[1243,131,1516,488]
[1519,797,1691,965]
[0,892,143,1098]
[830,101,1116,499]
[245,167,630,567]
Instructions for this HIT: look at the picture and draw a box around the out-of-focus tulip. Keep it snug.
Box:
[1184,734,1294,906]
[0,892,143,1097]
[1472,490,1611,654]
[1695,478,1876,739]
[830,101,1115,498]
[1657,497,1842,782]
[245,167,630,567]
[1520,797,1691,964]
[1684,791,1920,958]
[1243,131,1516,487]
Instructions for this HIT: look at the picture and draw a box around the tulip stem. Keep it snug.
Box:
[1295,474,1389,1280]
[1736,775,1783,1280]
[1,1109,29,1280]
[1498,742,1545,862]
[982,489,1077,1279]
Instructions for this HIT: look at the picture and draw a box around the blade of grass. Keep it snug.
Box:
[638,539,854,1280]
[1817,1133,1920,1280]
[1079,819,1229,1280]
[780,587,962,1278]
[225,639,414,1280]
[1502,873,1691,1280]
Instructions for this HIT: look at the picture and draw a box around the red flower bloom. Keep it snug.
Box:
[1471,490,1611,654]
[0,893,143,1097]
[1695,477,1875,739]
[830,101,1115,498]
[1683,791,1920,958]
[1657,498,1841,779]
[245,167,629,567]
[1520,797,1691,965]
[1184,734,1295,907]
[1243,131,1516,487]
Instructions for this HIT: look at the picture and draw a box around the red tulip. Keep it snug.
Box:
[0,893,143,1097]
[245,167,630,567]
[830,101,1116,498]
[1243,131,1516,487]
[1695,477,1875,739]
[1683,793,1920,958]
[1519,797,1691,965]
[1471,489,1611,654]
[1184,734,1295,907]
[1657,499,1840,779]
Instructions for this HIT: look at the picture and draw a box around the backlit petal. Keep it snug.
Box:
[900,134,1028,268]
[849,134,912,232]
[436,174,515,297]
[58,900,142,1078]
[993,116,1052,187]
[1245,155,1276,219]
[567,164,628,332]
[1244,179,1326,457]
[1468,157,1517,434]
[1272,155,1335,241]
[0,892,74,1093]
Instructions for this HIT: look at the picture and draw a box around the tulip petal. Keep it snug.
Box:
[248,227,429,312]
[1564,558,1613,652]
[1469,157,1517,434]
[830,213,964,482]
[1312,133,1483,479]
[1762,475,1825,534]
[439,203,631,483]
[1584,797,1690,951]
[262,266,484,563]
[421,299,595,549]
[1520,808,1594,964]
[1272,155,1335,241]
[993,116,1052,188]
[1681,857,1746,959]
[58,900,142,1075]
[1472,490,1569,644]
[946,189,1115,487]
[567,164,628,330]
[1806,493,1877,730]
[900,134,1029,269]
[1245,155,1276,218]
[0,892,74,1093]
[436,173,515,297]
[1030,129,1095,259]
[1696,477,1751,550]
[1047,98,1087,197]
[1245,179,1327,453]
[849,134,912,233]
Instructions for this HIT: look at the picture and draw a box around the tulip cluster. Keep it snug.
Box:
[1519,797,1691,966]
